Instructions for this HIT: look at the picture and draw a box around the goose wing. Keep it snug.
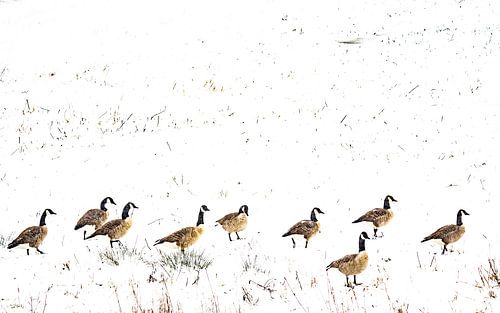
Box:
[353,208,387,223]
[75,209,106,230]
[8,226,42,247]
[422,224,456,241]
[216,212,238,225]
[283,220,316,236]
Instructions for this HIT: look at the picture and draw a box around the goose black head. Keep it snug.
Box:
[384,195,398,209]
[239,205,249,216]
[456,209,470,226]
[310,207,324,222]
[197,205,209,226]
[122,202,138,219]
[360,231,370,240]
[101,197,116,211]
[39,209,57,226]
[358,231,370,252]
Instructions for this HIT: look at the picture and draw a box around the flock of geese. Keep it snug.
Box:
[6,195,470,287]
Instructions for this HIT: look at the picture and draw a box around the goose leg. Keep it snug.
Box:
[442,245,448,255]
[353,275,362,286]
[373,228,378,238]
[36,248,45,254]
[228,233,232,241]
[181,248,185,254]
[83,230,87,240]
[291,238,296,248]
[305,240,309,248]
[26,249,30,256]
[345,276,349,287]
[236,232,241,240]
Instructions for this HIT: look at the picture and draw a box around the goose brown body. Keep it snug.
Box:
[327,251,369,276]
[422,224,465,245]
[85,202,138,247]
[7,209,56,255]
[216,205,249,240]
[283,220,320,240]
[154,205,209,252]
[326,232,370,286]
[75,209,108,230]
[8,226,48,250]
[421,209,469,254]
[353,195,397,237]
[88,218,133,240]
[154,226,204,251]
[354,209,394,227]
[282,207,324,248]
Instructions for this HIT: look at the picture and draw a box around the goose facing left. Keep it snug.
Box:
[7,209,57,255]
[85,202,138,248]
[74,196,116,240]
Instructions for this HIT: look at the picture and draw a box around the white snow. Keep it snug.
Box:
[1,0,499,312]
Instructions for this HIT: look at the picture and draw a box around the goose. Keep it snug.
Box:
[326,232,370,287]
[154,205,209,253]
[282,207,324,248]
[74,196,116,239]
[7,209,57,255]
[352,195,397,238]
[85,202,138,248]
[216,204,249,241]
[421,209,470,254]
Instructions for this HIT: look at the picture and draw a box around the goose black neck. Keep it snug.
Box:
[383,197,391,209]
[39,210,48,226]
[100,199,108,211]
[456,211,463,226]
[196,210,205,226]
[310,209,318,222]
[358,236,366,252]
[122,205,130,220]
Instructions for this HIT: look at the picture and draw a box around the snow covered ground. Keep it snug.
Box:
[1,0,499,312]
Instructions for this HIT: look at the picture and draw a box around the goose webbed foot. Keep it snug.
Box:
[353,275,362,286]
[110,240,123,248]
[236,232,242,240]
[228,233,233,241]
[36,248,45,254]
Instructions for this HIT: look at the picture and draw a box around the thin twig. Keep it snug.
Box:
[150,107,166,119]
[407,84,419,95]
[284,277,307,313]
[117,113,133,131]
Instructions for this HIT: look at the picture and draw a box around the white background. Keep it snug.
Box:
[0,0,499,312]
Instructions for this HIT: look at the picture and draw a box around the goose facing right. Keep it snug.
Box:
[85,202,138,248]
[282,207,324,248]
[326,231,370,287]
[216,204,249,241]
[154,205,210,253]
[352,195,397,238]
[74,196,116,240]
[7,209,57,255]
[421,209,470,254]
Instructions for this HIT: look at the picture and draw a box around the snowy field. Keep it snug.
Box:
[1,0,499,312]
